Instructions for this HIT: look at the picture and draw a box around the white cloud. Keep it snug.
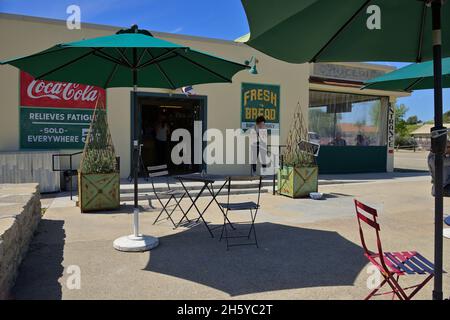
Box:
[169,26,183,34]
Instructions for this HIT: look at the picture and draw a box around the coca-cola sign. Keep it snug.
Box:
[20,71,105,109]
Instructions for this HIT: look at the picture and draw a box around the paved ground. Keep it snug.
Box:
[394,150,429,171]
[11,172,450,300]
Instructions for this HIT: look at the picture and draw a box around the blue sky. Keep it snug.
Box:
[1,0,448,122]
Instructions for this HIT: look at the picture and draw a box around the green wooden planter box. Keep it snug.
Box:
[78,172,120,212]
[277,165,318,198]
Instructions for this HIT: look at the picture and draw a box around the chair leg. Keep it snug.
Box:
[405,274,434,300]
[220,209,227,242]
[365,272,433,300]
[253,223,259,248]
[364,278,388,300]
[224,211,230,250]
[364,273,404,300]
[153,196,176,227]
[386,275,408,300]
[248,208,259,248]
[153,203,167,225]
[164,196,180,228]
[391,275,400,300]
[247,209,254,239]
[173,193,190,225]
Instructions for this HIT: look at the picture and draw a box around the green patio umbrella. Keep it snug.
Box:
[364,57,450,91]
[1,25,249,252]
[241,0,448,299]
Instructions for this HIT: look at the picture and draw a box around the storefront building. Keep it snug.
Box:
[0,14,409,180]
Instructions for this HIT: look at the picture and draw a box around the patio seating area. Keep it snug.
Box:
[10,172,450,300]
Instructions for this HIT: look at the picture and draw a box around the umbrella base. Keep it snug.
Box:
[444,228,450,239]
[113,234,159,252]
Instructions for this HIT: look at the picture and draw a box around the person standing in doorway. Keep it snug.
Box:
[251,116,268,175]
[155,113,169,165]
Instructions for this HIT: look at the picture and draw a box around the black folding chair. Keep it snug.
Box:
[148,165,188,228]
[219,175,262,250]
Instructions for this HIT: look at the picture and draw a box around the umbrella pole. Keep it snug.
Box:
[133,80,139,237]
[431,0,445,301]
[112,48,159,252]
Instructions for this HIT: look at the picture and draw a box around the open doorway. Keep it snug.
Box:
[135,93,206,176]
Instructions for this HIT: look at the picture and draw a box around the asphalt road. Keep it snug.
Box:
[394,150,429,171]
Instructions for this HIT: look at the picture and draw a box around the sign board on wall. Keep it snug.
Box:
[241,83,280,131]
[19,71,106,149]
[312,63,386,82]
[387,102,395,152]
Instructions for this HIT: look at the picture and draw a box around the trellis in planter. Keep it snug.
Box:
[78,97,120,212]
[278,102,318,198]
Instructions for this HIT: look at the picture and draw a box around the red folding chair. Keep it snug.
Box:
[354,199,434,300]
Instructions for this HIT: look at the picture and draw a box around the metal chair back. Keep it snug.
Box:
[225,175,263,208]
[147,164,170,195]
[354,199,389,273]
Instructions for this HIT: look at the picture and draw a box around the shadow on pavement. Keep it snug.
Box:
[12,219,65,300]
[144,222,367,296]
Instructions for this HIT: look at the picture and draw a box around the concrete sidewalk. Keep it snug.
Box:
[11,174,450,300]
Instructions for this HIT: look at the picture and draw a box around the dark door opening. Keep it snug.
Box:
[137,93,206,176]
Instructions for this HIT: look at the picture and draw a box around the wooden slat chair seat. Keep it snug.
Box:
[148,165,187,228]
[366,251,434,276]
[354,199,434,300]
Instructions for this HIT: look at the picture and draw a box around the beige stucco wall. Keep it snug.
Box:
[0,14,308,178]
[0,14,409,178]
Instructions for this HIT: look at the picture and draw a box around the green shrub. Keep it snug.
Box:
[80,101,117,174]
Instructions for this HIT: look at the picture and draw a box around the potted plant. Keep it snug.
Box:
[78,98,120,212]
[278,103,318,198]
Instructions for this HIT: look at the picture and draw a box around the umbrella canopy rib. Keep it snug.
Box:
[177,53,232,83]
[93,50,127,66]
[137,48,180,69]
[416,0,428,62]
[311,0,372,63]
[104,63,120,88]
[114,48,133,67]
[144,48,177,89]
[136,48,147,67]
[0,46,68,65]
[405,77,426,92]
[36,48,101,79]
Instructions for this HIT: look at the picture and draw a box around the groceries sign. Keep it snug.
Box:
[19,71,106,149]
[241,83,280,131]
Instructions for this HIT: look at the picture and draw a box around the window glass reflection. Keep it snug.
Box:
[308,91,388,146]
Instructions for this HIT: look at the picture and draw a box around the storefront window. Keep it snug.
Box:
[308,90,388,146]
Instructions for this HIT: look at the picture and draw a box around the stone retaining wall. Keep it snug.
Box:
[0,183,41,299]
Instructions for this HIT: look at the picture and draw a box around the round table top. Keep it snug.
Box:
[445,216,450,226]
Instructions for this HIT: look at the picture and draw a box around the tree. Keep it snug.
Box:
[406,115,419,125]
[395,103,409,138]
[80,99,117,174]
[443,110,450,123]
[394,103,418,147]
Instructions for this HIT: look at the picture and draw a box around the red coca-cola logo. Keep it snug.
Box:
[20,71,105,109]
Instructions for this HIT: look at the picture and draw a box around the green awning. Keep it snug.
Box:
[364,58,450,91]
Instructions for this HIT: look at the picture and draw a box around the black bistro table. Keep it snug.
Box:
[176,173,234,237]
